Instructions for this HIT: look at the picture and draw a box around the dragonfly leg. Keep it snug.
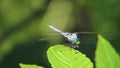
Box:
[72,45,79,48]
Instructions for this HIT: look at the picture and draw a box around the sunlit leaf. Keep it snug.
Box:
[19,63,44,68]
[47,45,93,68]
[96,35,120,68]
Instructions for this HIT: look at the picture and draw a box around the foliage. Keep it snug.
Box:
[96,35,120,68]
[19,35,120,68]
[47,45,93,68]
[19,63,44,68]
[0,0,120,68]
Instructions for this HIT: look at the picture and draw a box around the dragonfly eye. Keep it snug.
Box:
[76,40,80,45]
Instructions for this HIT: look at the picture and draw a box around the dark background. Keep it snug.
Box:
[0,0,120,68]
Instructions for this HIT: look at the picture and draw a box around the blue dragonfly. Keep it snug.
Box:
[39,25,99,48]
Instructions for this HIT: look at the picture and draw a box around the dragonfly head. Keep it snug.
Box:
[74,39,80,45]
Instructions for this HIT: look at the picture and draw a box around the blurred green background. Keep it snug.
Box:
[0,0,120,68]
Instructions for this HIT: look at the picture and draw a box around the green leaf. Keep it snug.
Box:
[47,45,93,68]
[96,35,120,68]
[19,63,44,68]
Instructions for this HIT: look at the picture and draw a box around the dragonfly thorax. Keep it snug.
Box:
[61,33,77,41]
[61,33,80,45]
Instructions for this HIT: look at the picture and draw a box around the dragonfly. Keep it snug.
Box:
[48,25,80,48]
[43,25,98,48]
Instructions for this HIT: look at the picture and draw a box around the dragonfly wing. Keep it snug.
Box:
[38,37,51,41]
[38,34,64,42]
[74,32,102,34]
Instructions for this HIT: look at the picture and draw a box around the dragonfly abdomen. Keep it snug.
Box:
[48,25,62,33]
